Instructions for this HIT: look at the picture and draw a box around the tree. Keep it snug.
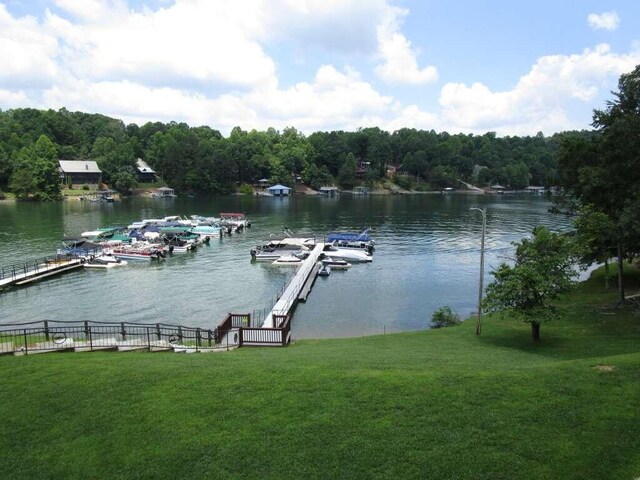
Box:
[338,152,357,189]
[557,65,640,304]
[483,226,578,342]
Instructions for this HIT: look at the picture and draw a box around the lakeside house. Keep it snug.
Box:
[136,159,157,183]
[59,160,102,187]
[267,184,292,196]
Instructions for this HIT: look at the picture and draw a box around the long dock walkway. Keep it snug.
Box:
[261,243,324,328]
[0,257,84,290]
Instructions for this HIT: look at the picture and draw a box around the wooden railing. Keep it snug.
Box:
[215,313,292,347]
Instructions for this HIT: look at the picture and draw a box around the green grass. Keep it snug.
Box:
[2,268,640,479]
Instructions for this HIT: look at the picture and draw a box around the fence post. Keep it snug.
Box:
[84,321,89,338]
[44,320,50,341]
[23,329,28,355]
[146,327,151,350]
[196,328,201,352]
[178,326,183,342]
[207,329,212,347]
[88,325,93,352]
[120,322,126,341]
[156,323,161,341]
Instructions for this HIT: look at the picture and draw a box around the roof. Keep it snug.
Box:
[490,184,505,189]
[58,160,101,174]
[156,186,174,191]
[320,186,339,191]
[136,158,156,174]
[267,184,291,190]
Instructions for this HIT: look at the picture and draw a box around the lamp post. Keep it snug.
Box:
[470,207,486,335]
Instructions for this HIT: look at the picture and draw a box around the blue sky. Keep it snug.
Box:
[1,0,638,136]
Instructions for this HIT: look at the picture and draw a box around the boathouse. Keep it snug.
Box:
[136,159,157,183]
[267,184,292,196]
[319,186,339,196]
[59,160,102,187]
[152,186,176,198]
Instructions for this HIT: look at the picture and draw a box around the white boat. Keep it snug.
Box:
[321,257,352,269]
[272,254,303,266]
[322,243,372,263]
[251,245,308,261]
[83,254,128,269]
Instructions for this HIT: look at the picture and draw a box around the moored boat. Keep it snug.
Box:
[272,254,303,266]
[322,243,372,262]
[321,257,352,269]
[84,254,128,268]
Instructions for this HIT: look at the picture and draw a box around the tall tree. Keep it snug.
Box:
[558,65,640,303]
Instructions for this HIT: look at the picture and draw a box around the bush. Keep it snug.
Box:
[431,306,461,328]
[82,184,90,191]
[238,183,254,195]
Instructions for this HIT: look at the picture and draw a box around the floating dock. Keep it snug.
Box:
[262,243,324,328]
[0,257,84,290]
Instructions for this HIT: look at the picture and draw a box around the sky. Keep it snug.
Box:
[1,0,639,137]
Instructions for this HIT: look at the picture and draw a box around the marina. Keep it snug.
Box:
[0,194,571,341]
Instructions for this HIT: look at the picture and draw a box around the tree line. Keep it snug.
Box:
[0,107,586,199]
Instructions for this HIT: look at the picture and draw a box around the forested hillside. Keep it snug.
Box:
[0,107,591,197]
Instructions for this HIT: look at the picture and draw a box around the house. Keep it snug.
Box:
[136,159,157,183]
[257,178,270,188]
[319,186,339,196]
[267,184,292,196]
[386,164,404,178]
[59,160,102,187]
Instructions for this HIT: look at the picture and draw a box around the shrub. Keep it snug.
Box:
[82,184,90,191]
[431,306,461,328]
[238,183,254,195]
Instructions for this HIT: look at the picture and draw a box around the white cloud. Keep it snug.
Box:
[588,11,620,31]
[374,4,437,85]
[438,44,640,135]
[0,5,59,88]
[46,0,277,90]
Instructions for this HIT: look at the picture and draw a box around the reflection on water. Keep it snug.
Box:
[0,194,571,338]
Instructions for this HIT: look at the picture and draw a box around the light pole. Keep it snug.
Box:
[470,207,486,335]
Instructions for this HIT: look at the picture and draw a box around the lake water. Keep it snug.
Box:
[0,194,571,339]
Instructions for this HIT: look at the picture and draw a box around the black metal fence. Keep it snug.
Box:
[0,319,236,355]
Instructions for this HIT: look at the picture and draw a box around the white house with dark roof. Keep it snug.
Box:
[58,160,102,186]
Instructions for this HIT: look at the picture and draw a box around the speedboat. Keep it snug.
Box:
[322,243,372,262]
[84,254,128,268]
[321,257,352,269]
[272,254,303,266]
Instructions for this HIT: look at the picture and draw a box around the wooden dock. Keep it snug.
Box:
[262,243,324,328]
[0,257,84,290]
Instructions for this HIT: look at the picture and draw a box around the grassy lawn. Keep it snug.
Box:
[1,268,640,479]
